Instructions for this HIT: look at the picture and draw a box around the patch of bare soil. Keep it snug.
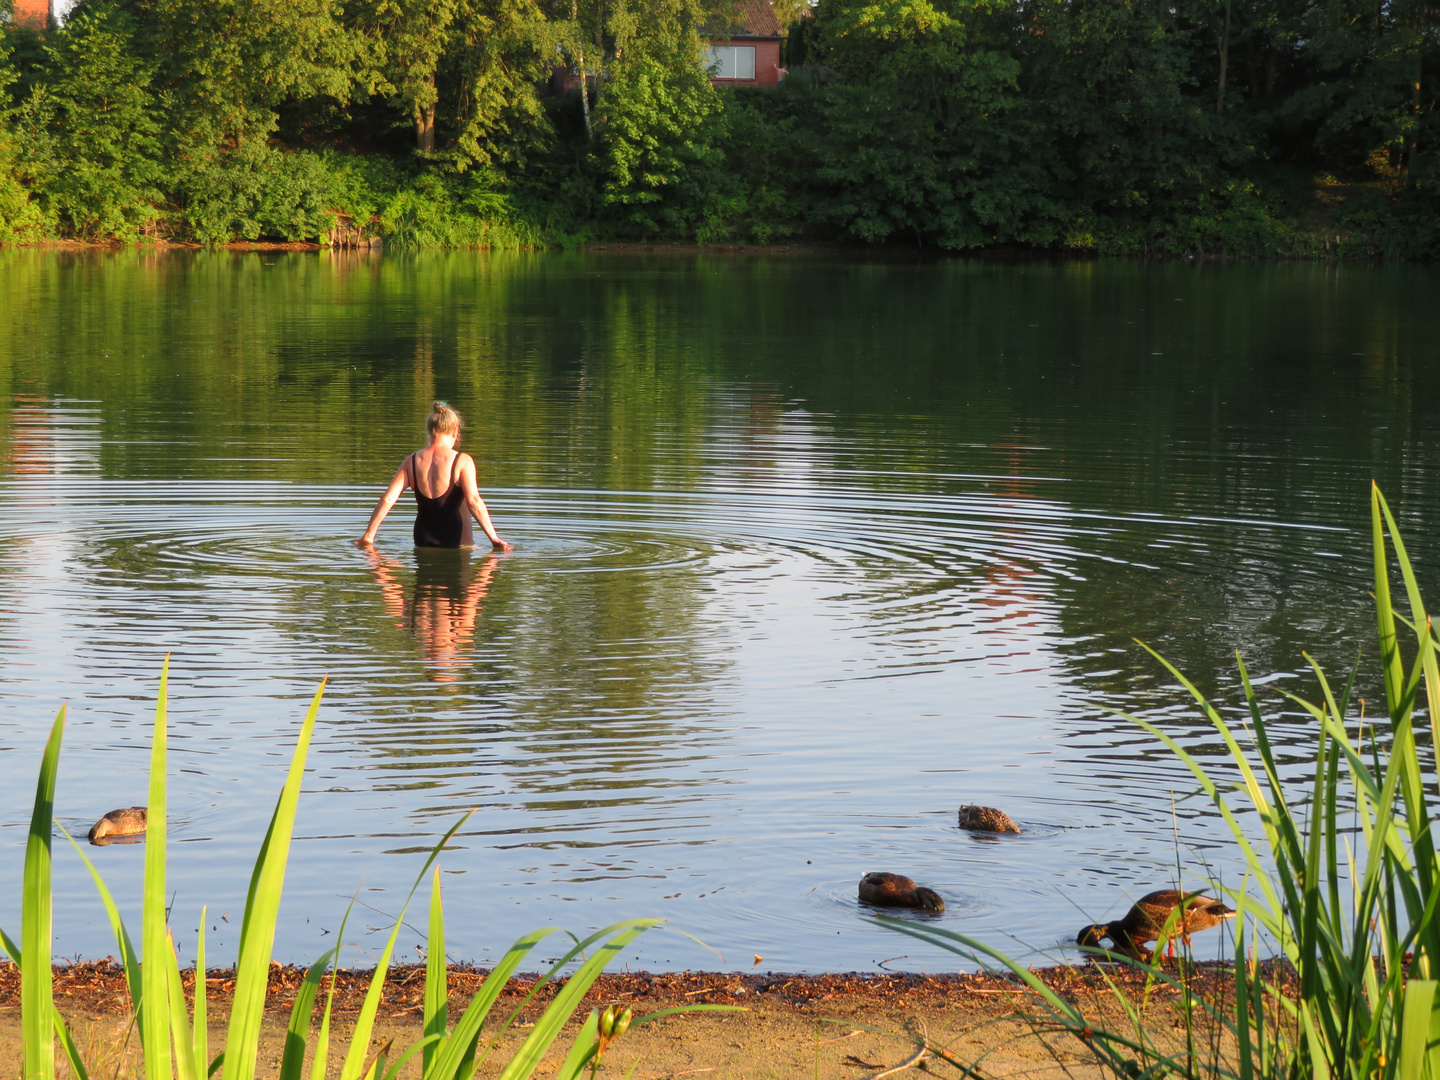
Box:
[0,961,1259,1079]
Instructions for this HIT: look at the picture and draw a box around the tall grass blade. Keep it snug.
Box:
[278,946,340,1080]
[379,1036,441,1080]
[52,1010,90,1080]
[166,926,200,1080]
[425,926,562,1080]
[223,680,326,1080]
[496,919,661,1080]
[142,659,171,1080]
[195,907,209,1076]
[424,868,447,1077]
[3,924,92,1080]
[551,1006,601,1080]
[1399,980,1437,1080]
[338,812,472,1080]
[62,828,143,1022]
[22,705,65,1080]
[307,896,357,1080]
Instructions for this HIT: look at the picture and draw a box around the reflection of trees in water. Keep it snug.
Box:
[1043,506,1387,827]
[335,544,732,808]
[7,251,1440,806]
[483,560,730,801]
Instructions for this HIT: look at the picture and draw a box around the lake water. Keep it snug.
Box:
[1,249,1438,974]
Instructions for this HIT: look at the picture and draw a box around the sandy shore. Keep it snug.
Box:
[1,960,1250,1078]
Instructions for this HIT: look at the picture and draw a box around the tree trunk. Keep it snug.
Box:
[578,57,594,140]
[416,71,437,152]
[1216,0,1232,114]
[572,0,594,141]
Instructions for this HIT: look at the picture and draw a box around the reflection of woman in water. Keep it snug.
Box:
[363,546,501,683]
[357,401,513,551]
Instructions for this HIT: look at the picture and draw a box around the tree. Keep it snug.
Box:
[0,31,52,238]
[353,0,458,151]
[797,0,1059,246]
[35,3,162,238]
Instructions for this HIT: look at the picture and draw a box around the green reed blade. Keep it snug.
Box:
[3,926,91,1080]
[223,679,326,1080]
[497,919,664,1080]
[23,704,65,1080]
[61,826,143,1025]
[427,926,561,1080]
[52,1006,90,1080]
[379,1034,441,1080]
[338,811,472,1080]
[166,926,200,1080]
[142,659,171,1080]
[550,998,746,1080]
[1372,483,1406,714]
[278,946,338,1080]
[1373,486,1429,655]
[359,1039,392,1080]
[873,917,1144,1071]
[194,906,208,1074]
[551,1005,600,1080]
[424,867,448,1076]
[308,895,356,1080]
[1235,928,1254,1080]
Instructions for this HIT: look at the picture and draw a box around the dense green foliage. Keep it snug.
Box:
[0,0,1435,253]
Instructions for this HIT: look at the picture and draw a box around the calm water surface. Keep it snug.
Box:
[1,249,1438,972]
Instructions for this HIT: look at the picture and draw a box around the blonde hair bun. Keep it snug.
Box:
[427,401,463,441]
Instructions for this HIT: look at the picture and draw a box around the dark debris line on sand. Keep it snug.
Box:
[0,959,1292,1019]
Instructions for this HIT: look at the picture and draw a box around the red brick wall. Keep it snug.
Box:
[709,38,783,87]
[12,0,48,28]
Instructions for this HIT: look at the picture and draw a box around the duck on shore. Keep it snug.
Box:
[858,872,946,913]
[1076,889,1234,961]
[958,805,1021,833]
[89,806,148,843]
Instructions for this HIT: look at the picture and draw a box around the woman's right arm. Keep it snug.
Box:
[357,457,412,546]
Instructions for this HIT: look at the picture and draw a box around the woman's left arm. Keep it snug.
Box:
[460,455,512,552]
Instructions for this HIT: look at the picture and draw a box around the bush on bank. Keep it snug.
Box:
[0,0,1437,255]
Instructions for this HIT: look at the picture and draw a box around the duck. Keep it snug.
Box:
[858,872,945,913]
[89,806,148,843]
[1076,889,1234,961]
[957,805,1020,833]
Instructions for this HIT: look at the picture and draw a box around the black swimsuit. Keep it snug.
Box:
[411,453,466,548]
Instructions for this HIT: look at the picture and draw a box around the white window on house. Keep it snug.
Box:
[705,45,757,80]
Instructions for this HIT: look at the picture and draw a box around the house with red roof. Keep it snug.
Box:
[704,0,785,87]
[549,0,785,97]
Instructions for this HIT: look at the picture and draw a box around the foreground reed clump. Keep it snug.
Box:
[882,483,1440,1080]
[2,669,729,1080]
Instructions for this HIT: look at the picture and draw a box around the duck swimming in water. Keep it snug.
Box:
[89,807,148,843]
[958,805,1021,833]
[1076,889,1234,961]
[858,872,945,913]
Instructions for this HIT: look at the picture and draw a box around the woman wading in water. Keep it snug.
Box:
[357,402,513,551]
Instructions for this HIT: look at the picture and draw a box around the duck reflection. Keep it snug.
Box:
[364,547,502,684]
